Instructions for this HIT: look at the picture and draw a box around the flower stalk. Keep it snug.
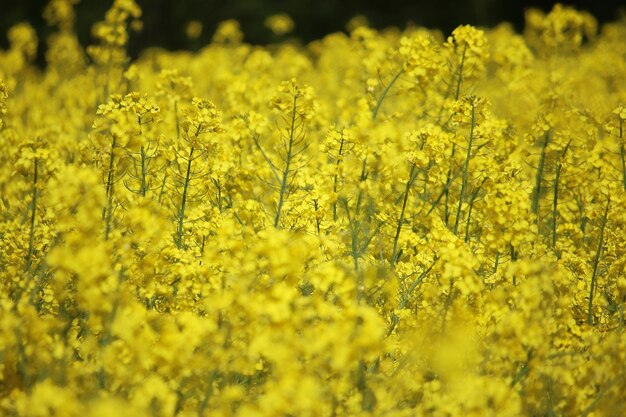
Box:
[588,196,610,325]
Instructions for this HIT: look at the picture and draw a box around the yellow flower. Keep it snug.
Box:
[525,4,597,52]
[181,97,223,148]
[398,31,443,84]
[265,13,295,36]
[8,23,38,62]
[212,19,243,44]
[613,104,626,121]
[185,20,203,40]
[269,79,317,120]
[446,24,489,80]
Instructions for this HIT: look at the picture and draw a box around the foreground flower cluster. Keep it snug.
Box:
[2,1,626,416]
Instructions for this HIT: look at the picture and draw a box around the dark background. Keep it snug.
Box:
[1,0,624,64]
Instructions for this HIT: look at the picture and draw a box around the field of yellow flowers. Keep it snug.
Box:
[1,1,626,416]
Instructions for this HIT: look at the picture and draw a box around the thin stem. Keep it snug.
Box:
[174,100,180,140]
[140,146,147,197]
[435,44,467,123]
[372,68,404,120]
[104,184,115,240]
[621,143,626,191]
[386,259,437,337]
[441,48,468,224]
[274,94,299,228]
[215,180,223,211]
[532,130,550,215]
[197,371,218,416]
[453,100,476,235]
[313,199,321,235]
[390,164,417,268]
[25,158,38,272]
[345,160,369,302]
[349,163,367,270]
[464,177,485,243]
[351,216,364,303]
[493,251,500,274]
[510,349,534,388]
[551,162,562,249]
[332,134,346,222]
[176,147,194,249]
[355,159,368,216]
[588,196,610,325]
[103,136,117,240]
[158,168,168,205]
[551,140,570,251]
[454,45,467,101]
[105,136,117,199]
[440,279,455,334]
[619,118,625,191]
[580,374,625,417]
[443,144,456,226]
[15,329,31,389]
[253,135,281,185]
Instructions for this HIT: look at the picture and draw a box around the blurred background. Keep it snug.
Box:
[1,0,624,63]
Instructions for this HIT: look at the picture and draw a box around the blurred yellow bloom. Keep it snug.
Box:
[265,13,295,36]
[213,19,243,44]
[185,20,202,39]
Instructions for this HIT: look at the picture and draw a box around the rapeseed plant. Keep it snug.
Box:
[1,2,626,416]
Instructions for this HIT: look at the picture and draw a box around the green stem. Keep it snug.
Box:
[332,134,345,222]
[464,177,485,243]
[532,130,550,215]
[197,371,218,416]
[274,94,298,228]
[390,164,417,268]
[453,101,476,235]
[435,44,467,123]
[140,146,147,197]
[493,251,500,274]
[104,189,114,240]
[454,45,467,101]
[313,199,321,235]
[215,180,223,211]
[15,328,31,389]
[348,160,369,302]
[510,349,533,388]
[443,144,456,226]
[103,135,117,239]
[372,68,404,120]
[105,136,117,199]
[440,279,455,334]
[356,361,376,411]
[509,244,518,284]
[355,159,367,216]
[619,118,625,191]
[386,259,436,336]
[588,196,610,325]
[174,100,180,140]
[25,158,38,272]
[551,162,562,248]
[176,147,194,249]
[551,140,570,251]
[158,169,168,205]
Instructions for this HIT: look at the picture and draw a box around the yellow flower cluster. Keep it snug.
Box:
[265,13,295,36]
[1,2,626,417]
[181,97,223,144]
[0,80,7,129]
[525,3,597,52]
